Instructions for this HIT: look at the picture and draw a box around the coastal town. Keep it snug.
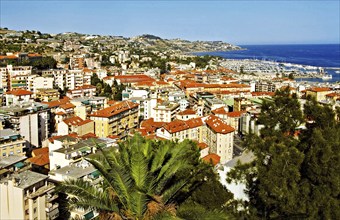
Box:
[0,28,339,220]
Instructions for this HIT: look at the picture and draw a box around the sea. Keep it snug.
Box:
[195,44,340,83]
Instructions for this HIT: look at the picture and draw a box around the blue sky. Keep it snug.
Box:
[1,1,339,45]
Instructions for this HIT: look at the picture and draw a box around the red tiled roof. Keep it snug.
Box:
[197,142,208,150]
[212,107,228,115]
[29,147,49,166]
[89,100,138,118]
[326,92,339,97]
[32,147,49,156]
[29,153,49,166]
[69,85,96,91]
[186,117,203,128]
[202,153,220,166]
[55,111,66,115]
[309,87,331,92]
[227,111,246,118]
[81,132,97,139]
[140,118,166,134]
[63,116,91,126]
[43,97,70,108]
[114,74,155,83]
[6,89,33,96]
[107,135,119,139]
[178,109,196,115]
[60,103,75,110]
[163,120,190,133]
[205,115,235,134]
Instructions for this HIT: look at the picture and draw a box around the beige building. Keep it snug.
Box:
[57,116,94,136]
[306,87,332,102]
[156,118,203,142]
[0,170,59,220]
[203,115,235,163]
[35,89,60,102]
[153,102,180,122]
[89,101,139,138]
[0,129,26,159]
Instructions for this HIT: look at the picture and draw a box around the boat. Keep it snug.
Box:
[322,74,332,80]
[335,70,340,74]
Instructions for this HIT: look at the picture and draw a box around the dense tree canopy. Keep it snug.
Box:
[228,88,340,219]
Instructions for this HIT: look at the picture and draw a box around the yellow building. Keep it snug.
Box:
[89,101,139,138]
[306,87,332,102]
[0,129,26,159]
[35,89,60,102]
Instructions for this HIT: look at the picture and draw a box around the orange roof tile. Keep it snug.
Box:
[197,142,208,150]
[89,100,138,118]
[164,120,190,133]
[227,111,246,118]
[81,132,97,139]
[6,89,33,96]
[212,107,228,115]
[43,97,70,108]
[60,103,75,110]
[205,115,235,134]
[178,109,196,115]
[29,154,49,166]
[186,117,203,128]
[69,85,96,91]
[63,116,89,126]
[32,147,49,157]
[309,87,331,92]
[202,153,220,166]
[114,74,155,83]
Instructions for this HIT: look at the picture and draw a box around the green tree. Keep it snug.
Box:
[58,135,229,219]
[297,98,340,219]
[228,90,340,219]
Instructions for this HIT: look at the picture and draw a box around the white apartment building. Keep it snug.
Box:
[41,69,68,90]
[0,65,32,91]
[0,103,49,149]
[30,76,54,93]
[5,89,33,106]
[144,98,157,120]
[66,70,84,90]
[153,102,180,122]
[0,170,59,220]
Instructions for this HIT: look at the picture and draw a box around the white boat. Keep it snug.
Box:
[322,74,332,80]
[335,70,340,74]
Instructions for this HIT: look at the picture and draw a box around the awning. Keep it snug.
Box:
[90,170,100,179]
[84,211,94,220]
[14,162,25,169]
[79,147,91,153]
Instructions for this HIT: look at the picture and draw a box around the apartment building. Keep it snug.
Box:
[0,129,26,159]
[0,65,32,92]
[153,102,180,122]
[156,117,203,142]
[0,102,49,148]
[203,115,235,163]
[5,89,33,106]
[57,116,94,136]
[41,69,67,90]
[0,170,59,220]
[89,101,139,138]
[66,85,96,99]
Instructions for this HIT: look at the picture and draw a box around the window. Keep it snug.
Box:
[33,208,37,213]
[2,153,6,157]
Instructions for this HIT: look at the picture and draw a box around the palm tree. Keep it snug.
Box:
[58,134,211,220]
